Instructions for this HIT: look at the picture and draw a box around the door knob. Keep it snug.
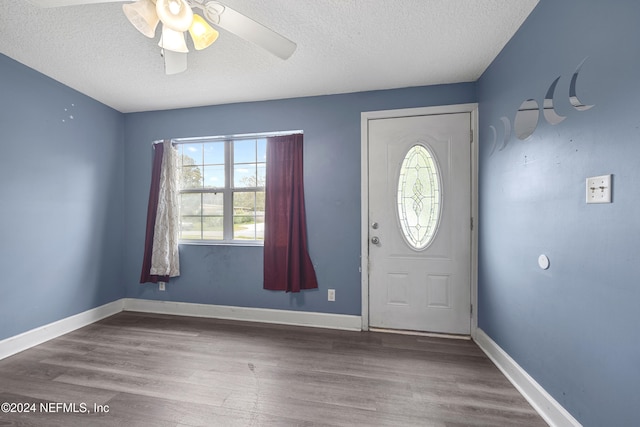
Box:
[371,236,380,244]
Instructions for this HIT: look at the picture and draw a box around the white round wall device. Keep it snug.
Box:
[538,254,550,270]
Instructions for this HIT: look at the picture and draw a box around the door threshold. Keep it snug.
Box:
[369,327,471,340]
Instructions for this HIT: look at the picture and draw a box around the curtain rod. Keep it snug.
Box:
[152,130,303,146]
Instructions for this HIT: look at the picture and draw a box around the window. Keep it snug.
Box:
[177,136,266,243]
[397,143,441,250]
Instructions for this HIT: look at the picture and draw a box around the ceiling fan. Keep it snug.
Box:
[27,0,297,74]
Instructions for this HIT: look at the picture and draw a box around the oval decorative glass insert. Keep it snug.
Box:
[397,144,441,250]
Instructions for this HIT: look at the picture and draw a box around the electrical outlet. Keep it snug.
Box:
[586,174,612,204]
[159,282,166,291]
[328,289,335,302]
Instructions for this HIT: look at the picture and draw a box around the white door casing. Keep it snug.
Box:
[361,105,478,335]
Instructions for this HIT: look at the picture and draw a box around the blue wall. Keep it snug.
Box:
[0,47,474,339]
[123,85,476,315]
[477,1,640,425]
[2,2,635,423]
[0,54,125,341]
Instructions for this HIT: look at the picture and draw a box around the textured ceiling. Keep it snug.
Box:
[0,0,538,113]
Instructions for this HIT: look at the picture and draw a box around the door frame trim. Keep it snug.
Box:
[360,104,479,334]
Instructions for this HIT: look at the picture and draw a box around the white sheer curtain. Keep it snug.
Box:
[150,139,180,278]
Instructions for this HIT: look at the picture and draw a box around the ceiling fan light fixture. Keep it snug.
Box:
[122,0,159,38]
[159,25,189,53]
[156,0,193,32]
[188,14,219,50]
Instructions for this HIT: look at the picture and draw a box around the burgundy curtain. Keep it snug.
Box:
[140,143,170,284]
[263,134,318,292]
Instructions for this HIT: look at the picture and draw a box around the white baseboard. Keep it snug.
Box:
[122,298,362,331]
[0,298,581,427]
[473,328,582,427]
[0,300,124,361]
[0,298,361,362]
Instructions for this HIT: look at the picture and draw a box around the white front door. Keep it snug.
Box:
[367,111,472,335]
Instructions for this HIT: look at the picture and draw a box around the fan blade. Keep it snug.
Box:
[210,2,296,60]
[28,0,297,60]
[163,50,188,75]
[27,0,123,7]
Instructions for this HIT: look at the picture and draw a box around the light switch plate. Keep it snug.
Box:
[586,174,612,204]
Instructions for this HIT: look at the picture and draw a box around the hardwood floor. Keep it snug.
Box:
[0,312,546,426]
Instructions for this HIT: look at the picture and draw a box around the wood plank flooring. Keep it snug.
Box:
[0,312,547,426]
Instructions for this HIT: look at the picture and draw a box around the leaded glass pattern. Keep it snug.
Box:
[397,144,441,250]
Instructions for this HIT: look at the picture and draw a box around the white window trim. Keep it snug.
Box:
[158,130,302,246]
